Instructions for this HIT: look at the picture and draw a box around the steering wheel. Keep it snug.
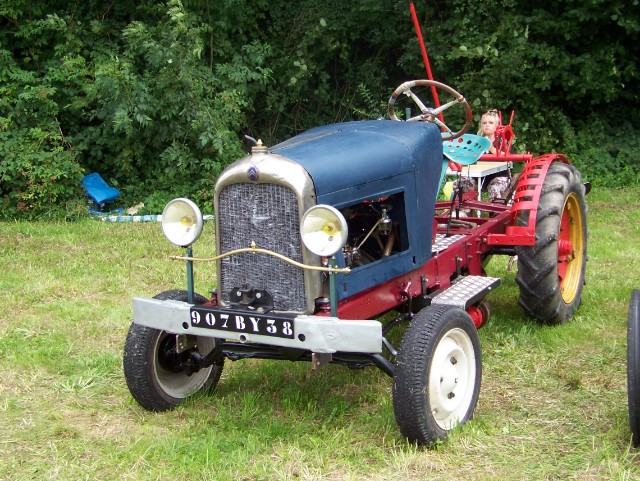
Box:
[388,80,472,140]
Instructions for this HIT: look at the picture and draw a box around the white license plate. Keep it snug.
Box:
[190,306,295,339]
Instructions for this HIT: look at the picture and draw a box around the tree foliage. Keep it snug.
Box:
[1,0,638,218]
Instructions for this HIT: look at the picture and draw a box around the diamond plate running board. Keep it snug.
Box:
[432,234,465,254]
[431,275,501,309]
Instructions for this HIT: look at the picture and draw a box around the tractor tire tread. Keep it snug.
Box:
[514,162,587,324]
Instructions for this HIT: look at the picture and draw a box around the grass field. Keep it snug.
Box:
[1,187,639,480]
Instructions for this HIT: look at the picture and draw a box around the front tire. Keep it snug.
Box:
[393,305,482,445]
[515,162,588,324]
[123,290,223,411]
[628,290,640,447]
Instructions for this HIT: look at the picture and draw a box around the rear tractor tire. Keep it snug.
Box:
[515,162,588,324]
[123,290,224,411]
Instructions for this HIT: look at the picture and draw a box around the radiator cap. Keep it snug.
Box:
[251,139,268,154]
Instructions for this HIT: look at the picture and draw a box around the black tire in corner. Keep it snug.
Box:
[627,289,640,447]
[392,305,482,446]
[123,290,223,411]
[515,162,588,324]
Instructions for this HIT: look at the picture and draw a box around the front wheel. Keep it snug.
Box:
[628,290,640,447]
[123,290,223,411]
[393,305,482,445]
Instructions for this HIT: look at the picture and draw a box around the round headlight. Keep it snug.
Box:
[161,198,204,247]
[301,205,348,257]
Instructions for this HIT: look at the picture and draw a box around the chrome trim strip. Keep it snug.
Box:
[171,247,350,273]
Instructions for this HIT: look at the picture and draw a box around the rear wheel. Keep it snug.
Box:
[628,290,640,447]
[393,305,482,445]
[515,162,588,324]
[123,290,223,411]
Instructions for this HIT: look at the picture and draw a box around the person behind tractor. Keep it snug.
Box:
[452,109,508,203]
[478,109,504,155]
[479,109,509,202]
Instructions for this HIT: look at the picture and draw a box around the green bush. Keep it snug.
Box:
[75,1,270,209]
[571,117,640,188]
[0,124,85,219]
[0,0,638,218]
[0,50,85,219]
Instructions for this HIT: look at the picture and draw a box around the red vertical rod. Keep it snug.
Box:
[409,2,443,123]
[410,2,459,172]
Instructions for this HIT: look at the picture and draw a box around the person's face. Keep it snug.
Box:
[481,115,497,136]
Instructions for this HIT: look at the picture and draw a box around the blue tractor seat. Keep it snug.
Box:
[439,134,491,187]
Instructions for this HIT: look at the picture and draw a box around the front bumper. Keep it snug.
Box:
[132,297,383,354]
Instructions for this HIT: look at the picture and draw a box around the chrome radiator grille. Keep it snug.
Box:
[217,183,307,312]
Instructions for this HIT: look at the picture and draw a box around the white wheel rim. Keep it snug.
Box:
[428,327,477,430]
[152,334,215,399]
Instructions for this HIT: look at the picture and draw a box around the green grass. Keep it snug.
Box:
[1,187,639,480]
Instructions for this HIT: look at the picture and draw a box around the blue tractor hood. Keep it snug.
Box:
[270,120,444,298]
[270,120,443,205]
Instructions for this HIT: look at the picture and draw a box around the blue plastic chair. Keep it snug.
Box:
[82,173,121,208]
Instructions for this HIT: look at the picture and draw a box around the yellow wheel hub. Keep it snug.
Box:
[558,192,584,303]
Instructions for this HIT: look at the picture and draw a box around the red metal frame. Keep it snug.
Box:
[335,155,564,321]
[478,154,533,162]
[336,205,511,319]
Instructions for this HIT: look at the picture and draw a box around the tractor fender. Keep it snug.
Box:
[487,154,569,246]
